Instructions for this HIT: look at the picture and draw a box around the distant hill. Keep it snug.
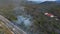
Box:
[24,1,43,4]
[24,1,60,12]
[24,1,60,5]
[56,1,60,3]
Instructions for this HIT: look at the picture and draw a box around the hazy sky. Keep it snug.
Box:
[28,0,56,2]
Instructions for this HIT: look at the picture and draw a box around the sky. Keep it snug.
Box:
[28,0,56,2]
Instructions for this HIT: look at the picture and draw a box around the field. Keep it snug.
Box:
[0,21,13,34]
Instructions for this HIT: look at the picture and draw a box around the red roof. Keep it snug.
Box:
[47,13,53,17]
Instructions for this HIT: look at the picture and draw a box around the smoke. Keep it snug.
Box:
[12,0,26,7]
[16,15,32,27]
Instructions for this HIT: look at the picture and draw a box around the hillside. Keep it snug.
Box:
[0,0,60,34]
[24,1,60,34]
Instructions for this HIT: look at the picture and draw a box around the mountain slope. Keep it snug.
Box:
[24,1,60,34]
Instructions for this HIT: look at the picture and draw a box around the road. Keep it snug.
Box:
[0,15,27,34]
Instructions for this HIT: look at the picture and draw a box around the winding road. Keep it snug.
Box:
[0,15,27,34]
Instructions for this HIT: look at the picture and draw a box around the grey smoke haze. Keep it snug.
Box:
[16,15,32,26]
[12,0,27,7]
[0,0,26,7]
